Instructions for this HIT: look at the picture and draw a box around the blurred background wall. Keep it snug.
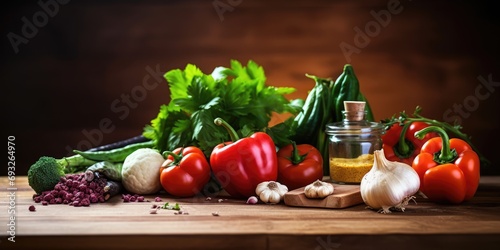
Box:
[2,0,499,175]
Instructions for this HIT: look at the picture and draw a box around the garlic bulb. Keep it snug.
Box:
[255,181,288,204]
[360,149,420,214]
[304,180,334,198]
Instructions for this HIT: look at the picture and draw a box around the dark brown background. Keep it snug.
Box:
[2,0,499,176]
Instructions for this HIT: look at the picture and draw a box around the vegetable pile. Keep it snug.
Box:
[26,59,490,211]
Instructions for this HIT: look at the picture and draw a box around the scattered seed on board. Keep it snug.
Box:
[212,211,219,216]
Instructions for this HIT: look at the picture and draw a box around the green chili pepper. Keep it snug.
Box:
[291,77,330,145]
[289,74,333,173]
[73,140,154,162]
[332,64,375,122]
[333,64,360,122]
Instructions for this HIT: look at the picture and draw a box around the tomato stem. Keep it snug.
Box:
[214,118,240,142]
[288,141,307,165]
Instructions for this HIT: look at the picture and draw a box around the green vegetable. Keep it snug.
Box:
[143,60,300,156]
[27,155,96,194]
[73,140,154,162]
[334,65,374,122]
[334,65,359,120]
[291,75,330,146]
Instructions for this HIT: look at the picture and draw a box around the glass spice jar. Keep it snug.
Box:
[325,101,384,184]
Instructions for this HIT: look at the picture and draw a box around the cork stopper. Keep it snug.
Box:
[343,101,366,121]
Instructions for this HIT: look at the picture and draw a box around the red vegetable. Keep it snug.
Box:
[382,121,438,165]
[277,141,323,190]
[412,126,480,204]
[210,118,278,198]
[160,146,211,197]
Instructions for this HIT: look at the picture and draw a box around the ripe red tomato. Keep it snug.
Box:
[277,142,323,190]
[160,146,211,197]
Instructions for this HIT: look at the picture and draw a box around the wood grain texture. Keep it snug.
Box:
[284,184,362,209]
[1,176,500,249]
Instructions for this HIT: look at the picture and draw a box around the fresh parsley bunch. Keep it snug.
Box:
[143,60,301,157]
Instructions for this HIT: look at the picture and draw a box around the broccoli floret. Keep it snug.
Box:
[28,157,64,194]
[28,155,96,194]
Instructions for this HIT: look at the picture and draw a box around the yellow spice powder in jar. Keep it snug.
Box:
[329,154,374,183]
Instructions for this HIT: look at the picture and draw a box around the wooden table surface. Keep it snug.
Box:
[1,176,500,250]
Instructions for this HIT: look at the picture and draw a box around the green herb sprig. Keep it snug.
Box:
[143,60,300,157]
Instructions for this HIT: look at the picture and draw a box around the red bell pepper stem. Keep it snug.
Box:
[162,148,185,166]
[289,141,307,165]
[214,118,240,142]
[415,126,457,164]
[395,122,412,158]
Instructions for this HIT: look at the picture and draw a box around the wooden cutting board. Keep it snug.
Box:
[284,183,363,209]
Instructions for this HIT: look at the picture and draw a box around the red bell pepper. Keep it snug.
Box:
[210,118,278,198]
[277,141,323,190]
[412,126,480,204]
[160,146,211,197]
[382,121,438,165]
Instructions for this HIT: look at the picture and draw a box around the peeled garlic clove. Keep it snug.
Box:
[360,149,420,214]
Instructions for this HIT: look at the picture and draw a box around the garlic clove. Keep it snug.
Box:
[246,196,258,204]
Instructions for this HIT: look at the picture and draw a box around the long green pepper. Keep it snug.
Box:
[73,140,154,162]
